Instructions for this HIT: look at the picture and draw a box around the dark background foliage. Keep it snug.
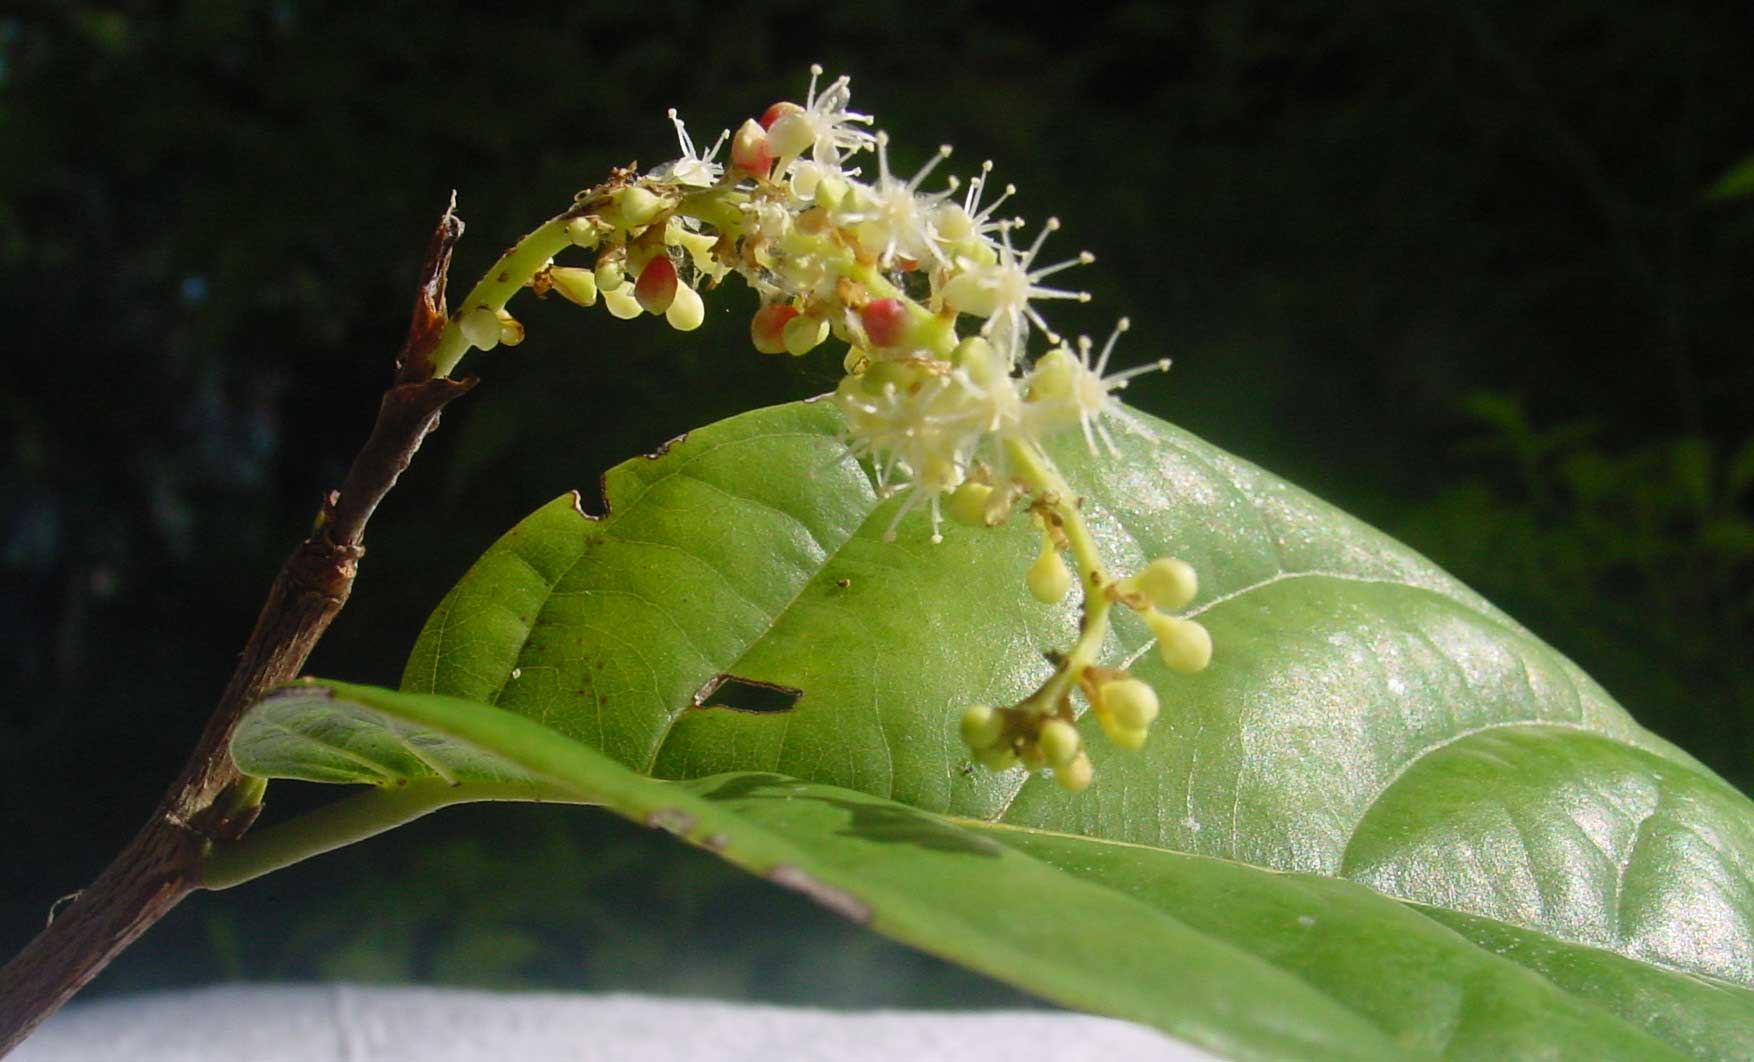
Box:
[2,0,1751,1007]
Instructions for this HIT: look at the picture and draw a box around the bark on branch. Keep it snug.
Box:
[0,199,474,1056]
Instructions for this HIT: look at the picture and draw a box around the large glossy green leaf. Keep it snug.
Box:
[231,681,1751,1061]
[230,400,1754,1057]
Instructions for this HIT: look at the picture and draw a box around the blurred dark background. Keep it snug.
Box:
[2,0,1751,1007]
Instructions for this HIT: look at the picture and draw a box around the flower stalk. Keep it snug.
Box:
[410,68,1215,791]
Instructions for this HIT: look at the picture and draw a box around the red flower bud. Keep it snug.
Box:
[635,256,679,315]
[760,101,804,129]
[860,298,909,348]
[731,118,774,178]
[750,303,801,354]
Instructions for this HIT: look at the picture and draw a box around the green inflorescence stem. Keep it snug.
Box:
[428,214,577,378]
[1005,437,1115,713]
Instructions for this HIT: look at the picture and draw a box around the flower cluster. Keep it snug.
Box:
[444,67,1213,790]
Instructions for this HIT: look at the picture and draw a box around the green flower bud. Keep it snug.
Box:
[782,314,829,356]
[950,336,1006,388]
[814,174,850,209]
[1135,558,1197,611]
[493,308,525,347]
[1055,752,1094,793]
[565,217,602,250]
[665,282,705,331]
[954,238,999,268]
[940,270,998,318]
[1100,678,1159,729]
[947,481,994,528]
[1038,718,1081,768]
[859,358,923,394]
[1027,542,1072,604]
[1145,612,1213,674]
[917,455,963,495]
[606,185,667,229]
[1100,716,1149,750]
[547,266,598,308]
[458,306,502,351]
[601,282,642,320]
[1024,347,1079,403]
[594,257,624,291]
[960,704,1004,750]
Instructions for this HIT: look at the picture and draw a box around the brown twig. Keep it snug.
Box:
[0,198,476,1056]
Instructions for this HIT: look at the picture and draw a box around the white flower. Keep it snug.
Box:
[836,363,992,543]
[767,64,878,171]
[1023,318,1170,454]
[940,218,1093,361]
[833,132,957,268]
[930,160,1016,250]
[649,109,726,188]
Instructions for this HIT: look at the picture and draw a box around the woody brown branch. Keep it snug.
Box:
[0,199,474,1057]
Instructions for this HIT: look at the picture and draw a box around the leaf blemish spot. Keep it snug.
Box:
[645,807,697,835]
[768,865,872,924]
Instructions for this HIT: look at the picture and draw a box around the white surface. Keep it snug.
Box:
[15,985,1217,1062]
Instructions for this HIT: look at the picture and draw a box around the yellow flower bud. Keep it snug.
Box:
[1100,678,1159,729]
[941,270,999,318]
[1024,347,1079,403]
[1055,752,1094,792]
[814,174,850,209]
[1027,543,1072,604]
[1135,558,1198,610]
[947,481,993,528]
[601,282,642,320]
[781,314,829,356]
[960,704,1003,750]
[1038,718,1081,768]
[1099,715,1149,750]
[665,282,705,331]
[594,257,624,291]
[1145,612,1213,674]
[458,306,502,351]
[950,336,1005,388]
[606,185,666,229]
[547,266,598,307]
[494,308,525,347]
[565,217,602,250]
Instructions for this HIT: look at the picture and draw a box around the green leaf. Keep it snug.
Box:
[230,400,1754,1057]
[233,681,1752,1061]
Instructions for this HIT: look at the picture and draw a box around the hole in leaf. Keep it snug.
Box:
[692,675,802,714]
